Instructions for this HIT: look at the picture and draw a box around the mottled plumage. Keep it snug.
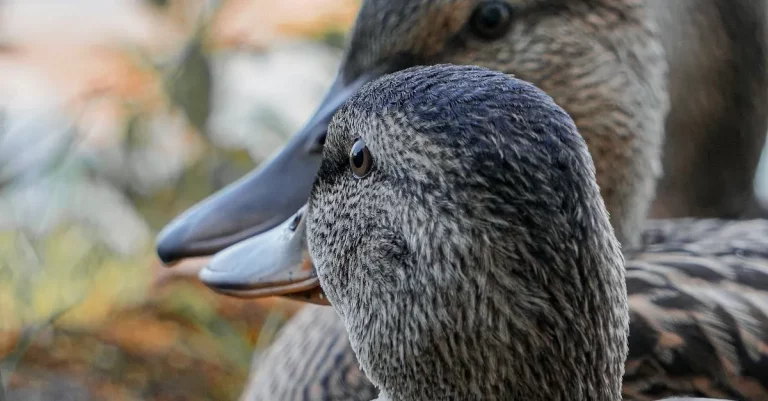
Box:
[625,219,768,400]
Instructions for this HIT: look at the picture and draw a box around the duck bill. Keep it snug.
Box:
[198,207,329,305]
[155,67,387,266]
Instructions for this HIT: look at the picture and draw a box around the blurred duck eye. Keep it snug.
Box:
[349,138,373,179]
[470,1,514,40]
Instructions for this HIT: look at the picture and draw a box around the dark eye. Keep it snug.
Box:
[349,138,373,178]
[469,1,513,40]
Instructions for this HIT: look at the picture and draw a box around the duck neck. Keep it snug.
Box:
[340,229,628,401]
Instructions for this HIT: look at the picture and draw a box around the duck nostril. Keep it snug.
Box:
[310,132,327,154]
[289,212,303,232]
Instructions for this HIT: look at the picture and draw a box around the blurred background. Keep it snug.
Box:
[0,1,357,400]
[2,1,768,400]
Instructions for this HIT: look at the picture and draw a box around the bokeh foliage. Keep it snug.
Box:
[0,0,359,399]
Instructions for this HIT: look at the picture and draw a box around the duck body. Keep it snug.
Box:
[649,0,768,219]
[625,219,768,400]
[239,305,378,401]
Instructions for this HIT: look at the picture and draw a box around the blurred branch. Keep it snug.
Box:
[253,307,289,351]
[158,2,224,137]
[320,27,348,49]
[147,0,170,7]
[163,35,212,135]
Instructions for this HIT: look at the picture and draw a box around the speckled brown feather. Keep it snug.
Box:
[625,219,768,401]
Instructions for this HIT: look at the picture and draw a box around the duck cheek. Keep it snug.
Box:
[315,270,344,310]
[306,246,346,308]
[305,226,354,304]
[364,231,410,286]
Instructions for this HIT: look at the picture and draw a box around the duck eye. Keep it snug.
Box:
[349,138,373,179]
[469,1,513,40]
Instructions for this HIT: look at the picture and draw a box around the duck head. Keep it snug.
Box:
[303,65,628,400]
[157,0,666,274]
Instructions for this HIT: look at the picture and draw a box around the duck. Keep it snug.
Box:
[310,64,629,401]
[152,0,768,399]
[154,0,768,262]
[212,64,743,400]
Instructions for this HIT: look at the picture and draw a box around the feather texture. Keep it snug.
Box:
[242,220,768,401]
